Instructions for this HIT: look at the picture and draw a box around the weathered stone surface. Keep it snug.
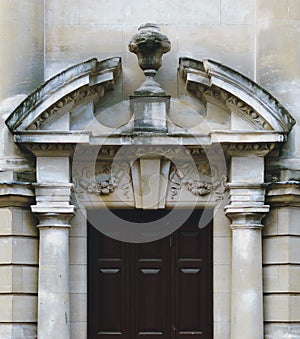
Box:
[129,23,170,72]
[5,58,121,132]
[0,0,44,101]
[179,57,295,133]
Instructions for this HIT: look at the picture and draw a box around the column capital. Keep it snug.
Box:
[225,182,269,229]
[31,182,75,228]
[225,205,269,230]
[226,182,267,206]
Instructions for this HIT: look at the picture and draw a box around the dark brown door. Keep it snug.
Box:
[88,210,212,338]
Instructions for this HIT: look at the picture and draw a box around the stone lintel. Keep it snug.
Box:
[13,133,284,154]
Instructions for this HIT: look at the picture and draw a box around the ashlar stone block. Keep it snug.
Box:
[265,323,300,339]
[70,293,87,322]
[264,294,300,322]
[214,321,230,339]
[37,157,70,183]
[0,266,37,293]
[0,295,37,322]
[264,265,300,293]
[0,237,38,265]
[214,236,231,265]
[0,324,37,339]
[69,264,87,294]
[0,208,37,236]
[69,237,87,265]
[263,236,300,264]
[70,321,87,339]
[214,264,231,293]
[231,156,264,183]
[214,292,231,322]
[221,0,255,24]
[264,207,300,236]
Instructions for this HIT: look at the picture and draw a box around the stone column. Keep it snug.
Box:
[225,154,269,339]
[31,183,75,339]
[31,156,75,339]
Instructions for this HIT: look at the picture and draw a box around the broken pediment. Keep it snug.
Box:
[178,57,295,133]
[5,22,295,142]
[5,57,122,133]
[5,58,295,148]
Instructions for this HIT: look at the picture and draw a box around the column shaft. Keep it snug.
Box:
[231,227,263,339]
[225,181,269,339]
[38,226,70,339]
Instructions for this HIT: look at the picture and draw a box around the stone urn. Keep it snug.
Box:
[129,23,171,95]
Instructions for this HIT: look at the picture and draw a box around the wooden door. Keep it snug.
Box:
[88,210,212,338]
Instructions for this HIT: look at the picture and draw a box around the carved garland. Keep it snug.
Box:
[169,163,227,201]
[73,163,132,198]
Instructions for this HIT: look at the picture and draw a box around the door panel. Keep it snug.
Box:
[88,209,212,339]
[173,217,212,338]
[133,239,170,338]
[89,226,130,338]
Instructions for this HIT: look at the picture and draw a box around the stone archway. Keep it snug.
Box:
[5,24,295,339]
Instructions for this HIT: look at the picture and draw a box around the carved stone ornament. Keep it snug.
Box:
[129,23,171,71]
[225,142,275,156]
[88,174,119,195]
[73,166,119,195]
[5,57,121,132]
[169,163,227,201]
[129,23,171,95]
[29,85,105,130]
[73,163,132,198]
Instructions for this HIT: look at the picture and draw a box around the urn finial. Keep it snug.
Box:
[129,23,171,95]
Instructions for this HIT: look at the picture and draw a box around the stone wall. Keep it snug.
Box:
[256,1,300,336]
[0,2,43,338]
[0,207,38,339]
[45,0,256,99]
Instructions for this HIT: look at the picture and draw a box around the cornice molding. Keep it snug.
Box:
[266,181,300,207]
[0,181,34,207]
